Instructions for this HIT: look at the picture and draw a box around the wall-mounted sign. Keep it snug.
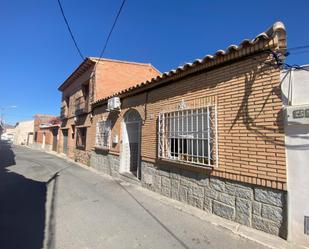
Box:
[293,109,305,119]
[285,105,309,125]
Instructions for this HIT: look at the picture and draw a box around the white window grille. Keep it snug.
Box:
[95,120,111,149]
[158,106,218,167]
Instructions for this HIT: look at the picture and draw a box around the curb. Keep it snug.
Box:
[28,146,308,249]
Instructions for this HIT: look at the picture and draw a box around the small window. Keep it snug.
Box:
[83,83,89,99]
[158,106,218,167]
[76,127,87,150]
[95,120,111,149]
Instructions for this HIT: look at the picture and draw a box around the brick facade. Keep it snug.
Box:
[89,23,288,237]
[31,114,57,150]
[58,58,160,164]
[57,22,289,237]
[92,54,286,190]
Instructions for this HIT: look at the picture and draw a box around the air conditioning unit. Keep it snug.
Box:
[107,97,121,111]
[285,104,309,125]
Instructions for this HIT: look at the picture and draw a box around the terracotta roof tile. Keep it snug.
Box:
[92,21,286,107]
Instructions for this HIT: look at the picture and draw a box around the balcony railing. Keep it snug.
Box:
[75,97,89,115]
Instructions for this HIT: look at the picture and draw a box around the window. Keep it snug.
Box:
[76,127,87,150]
[95,120,111,149]
[82,83,89,99]
[65,96,70,108]
[158,106,218,167]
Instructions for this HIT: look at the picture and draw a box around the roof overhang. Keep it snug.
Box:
[58,58,96,92]
[92,21,287,108]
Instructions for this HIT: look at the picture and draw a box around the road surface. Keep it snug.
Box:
[0,142,267,249]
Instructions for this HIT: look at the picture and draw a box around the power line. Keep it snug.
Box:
[287,50,309,56]
[56,0,85,60]
[287,45,309,51]
[94,0,127,70]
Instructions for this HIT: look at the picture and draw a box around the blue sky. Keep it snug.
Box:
[1,0,309,125]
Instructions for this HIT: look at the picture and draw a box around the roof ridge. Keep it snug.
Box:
[88,57,156,67]
[92,21,287,106]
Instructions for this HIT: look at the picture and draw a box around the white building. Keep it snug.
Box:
[13,120,34,145]
[281,65,309,247]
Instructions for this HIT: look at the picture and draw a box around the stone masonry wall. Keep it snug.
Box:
[75,149,91,166]
[90,150,120,177]
[141,161,287,238]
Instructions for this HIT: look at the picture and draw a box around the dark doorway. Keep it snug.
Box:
[62,129,68,155]
[52,128,58,152]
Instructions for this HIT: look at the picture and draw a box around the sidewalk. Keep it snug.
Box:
[40,147,307,249]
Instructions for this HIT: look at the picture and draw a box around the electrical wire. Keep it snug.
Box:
[56,0,85,60]
[286,45,309,51]
[93,0,127,70]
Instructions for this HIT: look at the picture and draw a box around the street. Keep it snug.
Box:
[0,142,268,249]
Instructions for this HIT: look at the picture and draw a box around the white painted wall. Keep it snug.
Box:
[13,120,34,145]
[281,65,309,247]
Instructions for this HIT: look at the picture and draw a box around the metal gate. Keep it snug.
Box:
[52,128,58,152]
[62,129,68,155]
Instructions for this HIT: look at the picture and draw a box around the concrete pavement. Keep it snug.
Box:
[0,142,285,249]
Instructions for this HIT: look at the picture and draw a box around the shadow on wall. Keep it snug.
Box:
[0,141,47,249]
[229,61,285,146]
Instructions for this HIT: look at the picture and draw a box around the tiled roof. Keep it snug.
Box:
[92,21,286,107]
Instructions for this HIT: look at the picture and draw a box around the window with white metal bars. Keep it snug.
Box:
[158,106,218,167]
[95,120,111,149]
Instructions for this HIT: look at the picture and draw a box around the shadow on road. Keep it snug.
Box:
[0,142,47,249]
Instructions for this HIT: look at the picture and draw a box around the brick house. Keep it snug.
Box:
[36,117,61,152]
[58,58,160,165]
[32,114,58,150]
[89,22,288,237]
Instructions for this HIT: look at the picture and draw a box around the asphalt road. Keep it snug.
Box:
[0,142,268,249]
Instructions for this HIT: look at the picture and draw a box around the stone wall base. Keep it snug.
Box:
[90,150,120,177]
[75,149,91,166]
[141,161,287,239]
[89,151,287,239]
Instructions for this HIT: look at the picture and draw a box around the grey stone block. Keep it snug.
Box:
[180,178,195,188]
[192,185,204,198]
[153,175,162,192]
[161,177,171,187]
[261,204,283,222]
[210,178,225,192]
[225,182,253,200]
[235,198,251,226]
[188,195,203,209]
[171,190,179,200]
[203,197,212,212]
[252,201,261,216]
[158,169,170,178]
[143,174,153,186]
[161,187,171,197]
[213,201,235,220]
[217,193,235,206]
[255,188,285,207]
[204,186,219,199]
[179,185,188,203]
[252,215,280,236]
[171,179,180,191]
